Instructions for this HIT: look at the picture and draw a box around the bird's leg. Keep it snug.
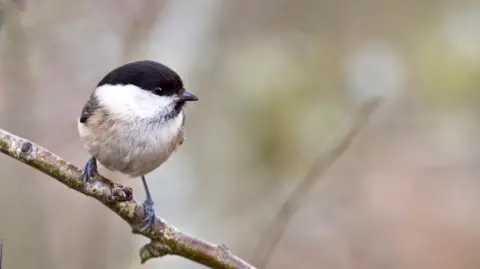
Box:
[82,157,97,184]
[139,175,156,231]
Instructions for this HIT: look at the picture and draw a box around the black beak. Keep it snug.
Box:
[179,90,199,102]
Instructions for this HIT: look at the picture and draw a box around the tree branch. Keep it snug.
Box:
[251,98,382,268]
[0,128,256,269]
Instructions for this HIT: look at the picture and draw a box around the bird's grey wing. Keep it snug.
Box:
[79,95,99,124]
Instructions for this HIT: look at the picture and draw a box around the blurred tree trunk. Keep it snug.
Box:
[121,0,166,63]
[0,1,54,268]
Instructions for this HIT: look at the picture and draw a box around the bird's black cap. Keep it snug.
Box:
[97,60,198,101]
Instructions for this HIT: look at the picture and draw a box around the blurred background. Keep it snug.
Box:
[0,0,479,268]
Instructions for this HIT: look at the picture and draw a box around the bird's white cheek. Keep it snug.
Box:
[95,84,174,120]
[149,96,173,111]
[128,95,172,119]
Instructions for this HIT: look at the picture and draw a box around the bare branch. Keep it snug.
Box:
[251,98,382,268]
[0,129,256,269]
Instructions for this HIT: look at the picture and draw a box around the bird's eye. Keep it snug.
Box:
[153,87,164,95]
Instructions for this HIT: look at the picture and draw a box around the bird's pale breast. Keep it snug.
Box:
[78,110,184,178]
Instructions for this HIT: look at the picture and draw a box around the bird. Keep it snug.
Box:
[77,60,199,231]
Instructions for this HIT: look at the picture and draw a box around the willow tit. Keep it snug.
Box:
[77,60,199,231]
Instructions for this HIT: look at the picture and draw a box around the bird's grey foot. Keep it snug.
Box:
[82,157,97,184]
[139,175,156,232]
[140,199,155,232]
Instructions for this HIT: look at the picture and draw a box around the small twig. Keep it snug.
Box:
[0,129,256,269]
[251,99,382,268]
[0,240,3,269]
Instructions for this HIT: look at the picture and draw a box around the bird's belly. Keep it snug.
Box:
[78,119,183,178]
[96,136,174,177]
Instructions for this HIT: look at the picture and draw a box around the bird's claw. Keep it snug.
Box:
[82,157,97,184]
[139,200,156,232]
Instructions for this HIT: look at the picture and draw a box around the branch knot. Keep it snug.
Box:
[140,239,173,264]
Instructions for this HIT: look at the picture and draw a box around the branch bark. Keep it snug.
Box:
[0,128,256,269]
